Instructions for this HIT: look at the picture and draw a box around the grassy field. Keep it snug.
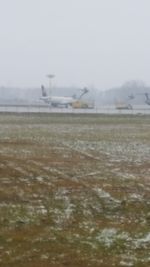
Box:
[0,113,150,267]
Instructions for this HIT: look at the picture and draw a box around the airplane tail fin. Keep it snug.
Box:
[41,85,47,97]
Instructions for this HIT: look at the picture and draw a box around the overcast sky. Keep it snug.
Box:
[0,0,150,90]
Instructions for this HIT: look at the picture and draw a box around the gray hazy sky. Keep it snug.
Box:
[0,0,150,90]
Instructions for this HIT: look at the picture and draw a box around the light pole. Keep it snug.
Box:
[46,74,55,96]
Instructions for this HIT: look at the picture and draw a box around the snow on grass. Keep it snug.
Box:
[0,114,150,266]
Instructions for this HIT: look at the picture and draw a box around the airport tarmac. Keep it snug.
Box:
[0,104,150,115]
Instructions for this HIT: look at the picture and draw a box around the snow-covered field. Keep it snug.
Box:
[0,113,149,267]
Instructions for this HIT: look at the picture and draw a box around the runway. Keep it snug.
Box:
[0,104,150,115]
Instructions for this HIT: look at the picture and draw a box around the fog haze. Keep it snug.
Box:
[0,0,150,89]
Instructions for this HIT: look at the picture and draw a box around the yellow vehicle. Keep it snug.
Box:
[115,102,133,110]
[72,100,94,109]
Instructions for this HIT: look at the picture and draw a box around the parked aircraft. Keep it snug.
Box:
[40,85,89,108]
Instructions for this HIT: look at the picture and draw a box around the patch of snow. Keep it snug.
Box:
[96,228,118,247]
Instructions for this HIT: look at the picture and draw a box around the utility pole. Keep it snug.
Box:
[46,74,55,96]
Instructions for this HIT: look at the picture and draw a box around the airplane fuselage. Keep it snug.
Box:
[40,96,75,107]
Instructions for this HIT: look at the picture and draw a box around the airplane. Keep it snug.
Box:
[40,85,89,108]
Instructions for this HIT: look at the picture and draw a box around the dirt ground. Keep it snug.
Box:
[0,113,150,267]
